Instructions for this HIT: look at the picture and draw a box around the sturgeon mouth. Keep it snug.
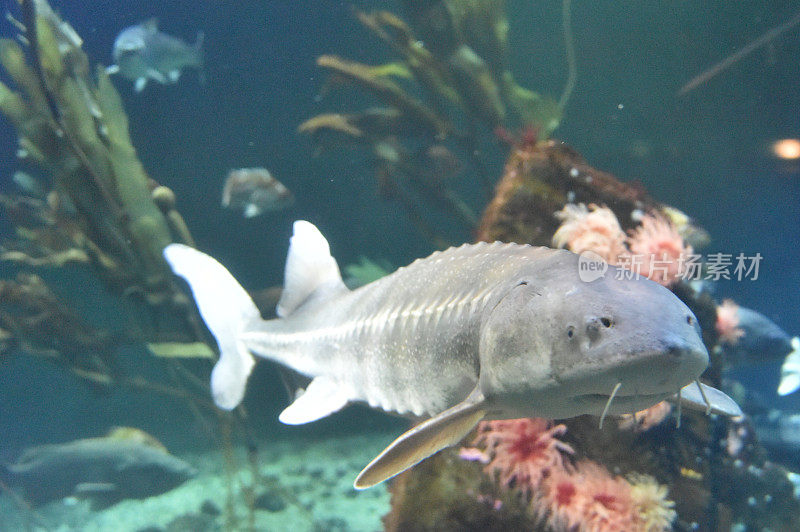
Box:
[559,340,709,402]
[579,391,670,403]
[572,388,676,418]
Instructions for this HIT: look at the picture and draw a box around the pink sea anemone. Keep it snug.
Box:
[625,213,692,286]
[534,466,584,529]
[541,463,675,532]
[473,418,574,497]
[553,204,627,264]
[716,299,745,345]
[572,462,638,532]
[539,462,636,532]
[472,417,676,531]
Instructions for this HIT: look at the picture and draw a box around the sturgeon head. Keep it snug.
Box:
[478,249,708,419]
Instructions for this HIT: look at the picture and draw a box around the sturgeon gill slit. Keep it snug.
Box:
[676,387,682,429]
[598,382,622,429]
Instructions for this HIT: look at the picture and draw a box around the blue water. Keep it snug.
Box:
[0,0,799,528]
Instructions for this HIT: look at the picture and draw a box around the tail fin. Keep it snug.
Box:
[163,244,258,410]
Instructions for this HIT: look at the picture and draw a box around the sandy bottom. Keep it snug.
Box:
[0,432,393,531]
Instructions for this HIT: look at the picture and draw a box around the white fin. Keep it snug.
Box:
[354,388,486,489]
[194,30,205,52]
[163,244,259,410]
[243,203,260,218]
[778,337,800,396]
[134,77,147,92]
[276,221,347,318]
[168,69,181,82]
[675,381,742,417]
[278,377,349,425]
[146,68,167,83]
[143,18,159,32]
[105,64,119,75]
[75,482,117,495]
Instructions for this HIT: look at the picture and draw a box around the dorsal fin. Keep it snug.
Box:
[143,17,159,32]
[277,221,347,318]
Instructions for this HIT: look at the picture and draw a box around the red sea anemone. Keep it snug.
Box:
[473,418,574,497]
[470,417,677,531]
[540,463,675,532]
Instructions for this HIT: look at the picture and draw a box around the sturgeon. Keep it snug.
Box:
[164,221,741,488]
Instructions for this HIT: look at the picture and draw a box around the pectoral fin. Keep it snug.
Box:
[354,389,486,489]
[278,377,350,425]
[674,381,743,418]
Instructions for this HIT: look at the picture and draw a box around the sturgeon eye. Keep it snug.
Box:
[600,317,613,328]
[567,326,575,339]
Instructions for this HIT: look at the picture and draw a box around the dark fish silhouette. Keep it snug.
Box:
[2,428,196,507]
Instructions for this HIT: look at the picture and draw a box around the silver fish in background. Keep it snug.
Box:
[1,427,196,508]
[722,306,797,365]
[221,168,294,218]
[164,221,741,489]
[717,302,800,396]
[106,19,203,93]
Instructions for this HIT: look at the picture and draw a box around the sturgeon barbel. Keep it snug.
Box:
[164,221,741,488]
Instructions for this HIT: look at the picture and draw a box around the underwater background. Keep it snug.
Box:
[0,1,799,530]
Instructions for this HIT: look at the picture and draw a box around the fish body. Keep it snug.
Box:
[717,305,800,396]
[107,19,203,92]
[221,168,294,218]
[726,307,794,364]
[3,429,196,507]
[164,221,740,487]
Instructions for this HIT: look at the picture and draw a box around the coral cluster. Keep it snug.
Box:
[467,418,676,532]
[553,202,693,286]
[468,418,574,498]
[552,203,627,262]
[625,213,694,286]
[476,140,664,247]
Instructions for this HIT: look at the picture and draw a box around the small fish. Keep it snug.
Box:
[1,427,196,507]
[106,19,203,93]
[221,168,294,218]
[164,221,741,488]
